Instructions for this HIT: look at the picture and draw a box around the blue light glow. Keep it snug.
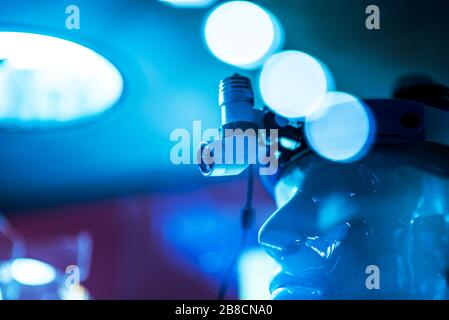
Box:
[159,0,216,8]
[0,32,123,129]
[238,248,280,300]
[274,167,303,208]
[204,1,282,68]
[304,92,375,162]
[58,285,90,300]
[259,50,333,119]
[279,137,300,151]
[152,203,241,276]
[10,258,56,286]
[318,195,356,232]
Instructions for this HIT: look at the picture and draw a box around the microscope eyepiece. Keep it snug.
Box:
[219,74,254,107]
[218,74,258,133]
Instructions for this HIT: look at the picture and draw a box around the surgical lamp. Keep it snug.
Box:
[198,74,449,179]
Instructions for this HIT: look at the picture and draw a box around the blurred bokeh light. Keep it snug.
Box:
[304,92,375,162]
[259,50,332,119]
[10,258,56,286]
[204,1,282,69]
[238,249,279,300]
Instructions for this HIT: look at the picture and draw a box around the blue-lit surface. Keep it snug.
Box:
[152,203,241,276]
[0,32,123,129]
[159,0,216,8]
[318,194,356,232]
[259,50,332,119]
[10,258,56,286]
[304,92,374,162]
[204,1,281,69]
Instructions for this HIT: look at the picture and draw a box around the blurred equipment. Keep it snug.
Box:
[0,213,92,300]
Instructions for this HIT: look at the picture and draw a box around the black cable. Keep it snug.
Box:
[243,165,254,219]
[217,165,255,300]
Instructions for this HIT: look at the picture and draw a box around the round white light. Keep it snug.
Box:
[304,92,374,162]
[10,258,56,286]
[204,1,280,68]
[259,50,332,119]
[0,32,123,129]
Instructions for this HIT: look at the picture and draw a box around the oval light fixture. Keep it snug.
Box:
[0,31,124,130]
